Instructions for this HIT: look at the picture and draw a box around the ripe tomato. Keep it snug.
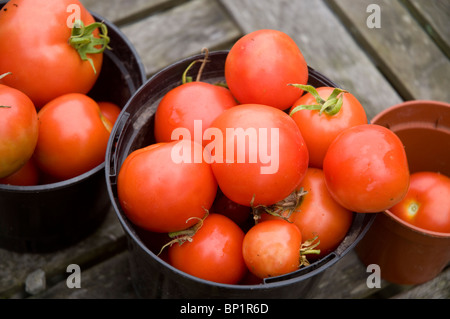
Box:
[208,104,309,207]
[154,81,238,147]
[389,171,450,233]
[33,93,112,181]
[261,168,354,259]
[0,0,109,108]
[98,101,121,125]
[210,190,253,228]
[117,140,218,233]
[242,220,302,279]
[289,86,367,168]
[225,29,308,110]
[323,124,410,213]
[168,213,247,284]
[0,157,38,186]
[0,83,38,178]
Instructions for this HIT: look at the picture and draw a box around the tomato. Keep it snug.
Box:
[389,171,450,233]
[289,86,367,168]
[261,168,354,259]
[242,220,302,279]
[155,81,238,147]
[225,29,308,110]
[210,190,253,228]
[0,82,38,178]
[98,101,121,125]
[323,124,410,213]
[33,93,112,181]
[0,0,109,108]
[117,140,218,233]
[0,157,38,186]
[208,104,309,207]
[168,213,247,284]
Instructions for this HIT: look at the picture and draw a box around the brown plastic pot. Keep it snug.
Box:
[355,100,450,285]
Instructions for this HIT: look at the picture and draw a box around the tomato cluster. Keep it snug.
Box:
[117,29,413,284]
[0,0,121,186]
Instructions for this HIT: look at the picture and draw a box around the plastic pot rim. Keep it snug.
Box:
[381,209,450,239]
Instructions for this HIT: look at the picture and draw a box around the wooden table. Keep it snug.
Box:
[1,0,449,300]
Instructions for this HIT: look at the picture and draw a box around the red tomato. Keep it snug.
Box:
[208,104,309,207]
[0,157,38,186]
[155,81,238,147]
[225,29,308,110]
[0,0,109,108]
[0,83,38,178]
[168,213,247,284]
[210,190,253,228]
[323,124,410,213]
[98,101,121,125]
[242,220,302,279]
[261,168,354,259]
[389,171,450,233]
[117,140,218,233]
[33,93,112,181]
[289,86,367,168]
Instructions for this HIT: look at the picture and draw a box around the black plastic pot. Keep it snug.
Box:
[105,51,375,298]
[0,2,146,253]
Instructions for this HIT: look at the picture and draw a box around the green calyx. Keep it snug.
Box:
[69,20,111,74]
[289,84,348,117]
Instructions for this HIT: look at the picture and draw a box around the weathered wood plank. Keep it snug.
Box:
[308,250,391,299]
[403,0,450,59]
[328,0,450,103]
[0,208,126,298]
[30,251,137,299]
[119,0,242,77]
[392,266,450,299]
[219,0,403,120]
[80,0,183,26]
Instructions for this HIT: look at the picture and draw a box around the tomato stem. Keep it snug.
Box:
[407,201,420,218]
[0,73,12,108]
[0,72,12,80]
[69,20,111,74]
[252,188,308,223]
[288,84,347,117]
[156,210,209,256]
[181,48,210,84]
[299,236,321,267]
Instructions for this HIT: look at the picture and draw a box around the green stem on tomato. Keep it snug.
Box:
[299,236,321,267]
[181,48,210,84]
[288,84,347,117]
[251,188,308,223]
[156,210,209,256]
[69,20,111,74]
